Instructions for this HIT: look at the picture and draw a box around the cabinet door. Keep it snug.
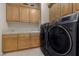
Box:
[30,8,40,23]
[61,3,73,16]
[20,7,30,23]
[49,7,55,21]
[55,4,61,20]
[2,34,18,52]
[18,34,30,49]
[49,3,61,21]
[6,4,19,22]
[30,33,40,47]
[73,3,79,12]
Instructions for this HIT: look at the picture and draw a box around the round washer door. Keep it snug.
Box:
[48,25,72,55]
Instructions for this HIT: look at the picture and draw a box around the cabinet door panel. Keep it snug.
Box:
[3,34,17,52]
[6,5,13,22]
[18,34,30,49]
[30,8,40,23]
[49,4,61,21]
[73,3,79,12]
[20,7,30,23]
[12,6,19,22]
[55,4,61,19]
[7,5,19,22]
[61,3,72,16]
[30,33,40,47]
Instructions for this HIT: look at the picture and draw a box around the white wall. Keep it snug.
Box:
[0,4,8,31]
[41,3,49,24]
[3,23,40,34]
[0,3,8,55]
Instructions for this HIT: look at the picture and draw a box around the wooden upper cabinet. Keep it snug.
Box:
[20,7,30,23]
[61,3,73,16]
[29,8,40,23]
[6,4,40,23]
[2,34,18,52]
[73,3,79,12]
[54,4,61,20]
[49,4,61,21]
[49,3,73,22]
[6,4,19,22]
[49,5,55,21]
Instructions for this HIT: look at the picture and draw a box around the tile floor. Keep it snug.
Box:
[3,48,44,56]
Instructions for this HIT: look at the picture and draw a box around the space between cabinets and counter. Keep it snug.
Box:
[2,3,41,53]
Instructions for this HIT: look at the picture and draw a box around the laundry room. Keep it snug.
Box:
[0,3,79,56]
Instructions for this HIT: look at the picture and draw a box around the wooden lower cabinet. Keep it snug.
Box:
[2,34,18,52]
[30,33,40,47]
[2,33,40,53]
[18,34,30,49]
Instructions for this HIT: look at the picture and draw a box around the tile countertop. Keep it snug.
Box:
[2,31,40,34]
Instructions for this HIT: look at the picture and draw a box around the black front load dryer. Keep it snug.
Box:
[45,13,79,56]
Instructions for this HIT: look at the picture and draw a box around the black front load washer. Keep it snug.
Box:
[44,12,79,56]
[40,23,50,55]
[40,22,58,55]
